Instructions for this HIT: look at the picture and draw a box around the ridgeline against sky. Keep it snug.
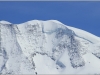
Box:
[0,1,100,36]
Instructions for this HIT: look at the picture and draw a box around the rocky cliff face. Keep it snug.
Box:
[0,20,100,74]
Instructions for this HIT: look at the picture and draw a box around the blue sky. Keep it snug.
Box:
[0,1,100,37]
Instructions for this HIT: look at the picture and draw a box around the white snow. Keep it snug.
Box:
[67,25,100,43]
[0,20,12,24]
[0,20,100,74]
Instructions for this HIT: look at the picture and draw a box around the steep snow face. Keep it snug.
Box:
[0,20,100,74]
[15,20,85,68]
[0,23,35,74]
[67,26,100,44]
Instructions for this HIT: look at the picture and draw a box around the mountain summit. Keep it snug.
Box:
[0,20,100,74]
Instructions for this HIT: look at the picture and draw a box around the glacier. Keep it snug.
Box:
[0,20,100,74]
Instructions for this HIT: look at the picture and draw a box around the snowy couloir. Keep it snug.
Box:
[0,20,100,74]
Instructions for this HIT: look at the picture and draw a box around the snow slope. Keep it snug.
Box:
[0,20,100,74]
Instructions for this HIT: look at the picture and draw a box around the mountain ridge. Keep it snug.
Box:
[0,20,100,74]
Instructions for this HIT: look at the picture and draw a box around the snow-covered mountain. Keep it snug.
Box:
[0,20,100,74]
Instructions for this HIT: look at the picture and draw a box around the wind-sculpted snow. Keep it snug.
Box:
[0,20,100,74]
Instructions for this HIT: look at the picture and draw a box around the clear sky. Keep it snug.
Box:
[0,1,100,37]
